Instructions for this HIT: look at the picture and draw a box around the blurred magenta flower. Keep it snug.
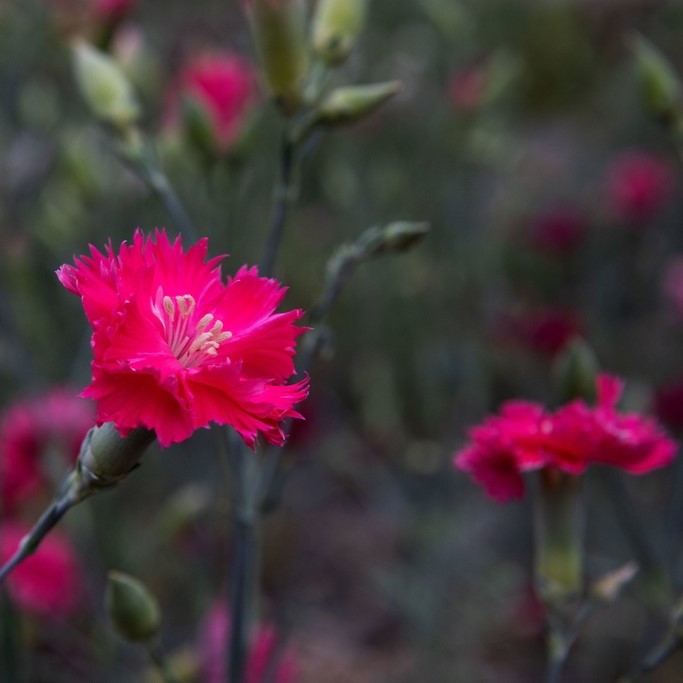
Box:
[604,151,675,224]
[57,229,308,448]
[448,65,487,113]
[168,52,256,153]
[199,602,297,683]
[500,307,583,357]
[527,207,586,254]
[0,389,94,514]
[455,374,676,502]
[92,0,135,23]
[0,522,82,618]
[653,378,683,431]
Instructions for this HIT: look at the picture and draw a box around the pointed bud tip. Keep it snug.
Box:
[106,570,160,642]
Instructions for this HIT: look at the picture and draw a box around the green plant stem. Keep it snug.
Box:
[136,151,198,243]
[0,591,20,683]
[147,642,182,683]
[0,493,75,585]
[259,133,295,278]
[620,637,680,682]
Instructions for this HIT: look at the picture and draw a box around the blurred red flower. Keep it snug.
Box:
[653,379,683,431]
[57,229,308,448]
[527,207,586,254]
[169,52,256,153]
[500,307,583,357]
[0,389,93,515]
[199,602,298,683]
[0,522,82,618]
[448,66,487,112]
[455,375,676,502]
[92,0,135,22]
[604,151,675,224]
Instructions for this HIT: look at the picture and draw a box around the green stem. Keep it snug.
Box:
[259,133,295,278]
[0,494,74,585]
[0,591,20,683]
[147,642,182,683]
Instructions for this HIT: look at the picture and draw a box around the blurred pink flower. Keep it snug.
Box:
[448,66,487,112]
[57,229,308,448]
[92,0,135,22]
[455,374,676,502]
[0,522,82,618]
[604,151,675,224]
[0,389,93,514]
[501,308,583,357]
[199,602,298,683]
[653,378,683,431]
[170,52,256,152]
[527,207,586,254]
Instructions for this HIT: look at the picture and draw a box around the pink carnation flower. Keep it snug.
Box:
[0,522,82,618]
[527,207,586,254]
[0,389,94,514]
[604,151,675,224]
[455,374,676,502]
[199,602,297,683]
[57,229,308,448]
[170,52,256,152]
[500,307,583,357]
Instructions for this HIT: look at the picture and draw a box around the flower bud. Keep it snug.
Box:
[76,423,155,497]
[244,0,309,114]
[71,39,140,128]
[633,34,682,125]
[316,81,401,125]
[552,337,598,404]
[106,571,160,642]
[312,0,367,66]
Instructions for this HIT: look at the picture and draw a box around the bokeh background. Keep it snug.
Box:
[3,0,683,680]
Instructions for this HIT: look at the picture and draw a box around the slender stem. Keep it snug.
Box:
[0,495,74,585]
[228,512,258,683]
[147,642,182,683]
[259,134,295,278]
[138,156,198,243]
[621,637,679,682]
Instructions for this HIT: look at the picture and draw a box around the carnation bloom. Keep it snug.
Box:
[455,374,676,502]
[0,389,94,514]
[169,52,256,152]
[57,229,308,448]
[199,602,297,683]
[604,151,675,224]
[0,522,82,617]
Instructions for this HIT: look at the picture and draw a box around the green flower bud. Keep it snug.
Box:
[244,0,310,114]
[76,423,155,497]
[71,39,140,129]
[633,34,682,125]
[552,338,599,404]
[317,81,401,125]
[106,571,160,643]
[312,0,367,66]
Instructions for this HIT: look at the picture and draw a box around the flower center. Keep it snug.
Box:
[157,292,232,368]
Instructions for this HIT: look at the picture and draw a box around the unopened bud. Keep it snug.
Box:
[244,0,309,114]
[106,571,160,642]
[633,34,682,125]
[368,221,430,256]
[77,423,155,497]
[71,39,140,128]
[312,0,367,66]
[181,95,217,157]
[553,338,599,404]
[317,81,401,125]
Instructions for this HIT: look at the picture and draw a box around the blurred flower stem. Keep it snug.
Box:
[147,642,182,683]
[259,132,295,278]
[119,127,198,243]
